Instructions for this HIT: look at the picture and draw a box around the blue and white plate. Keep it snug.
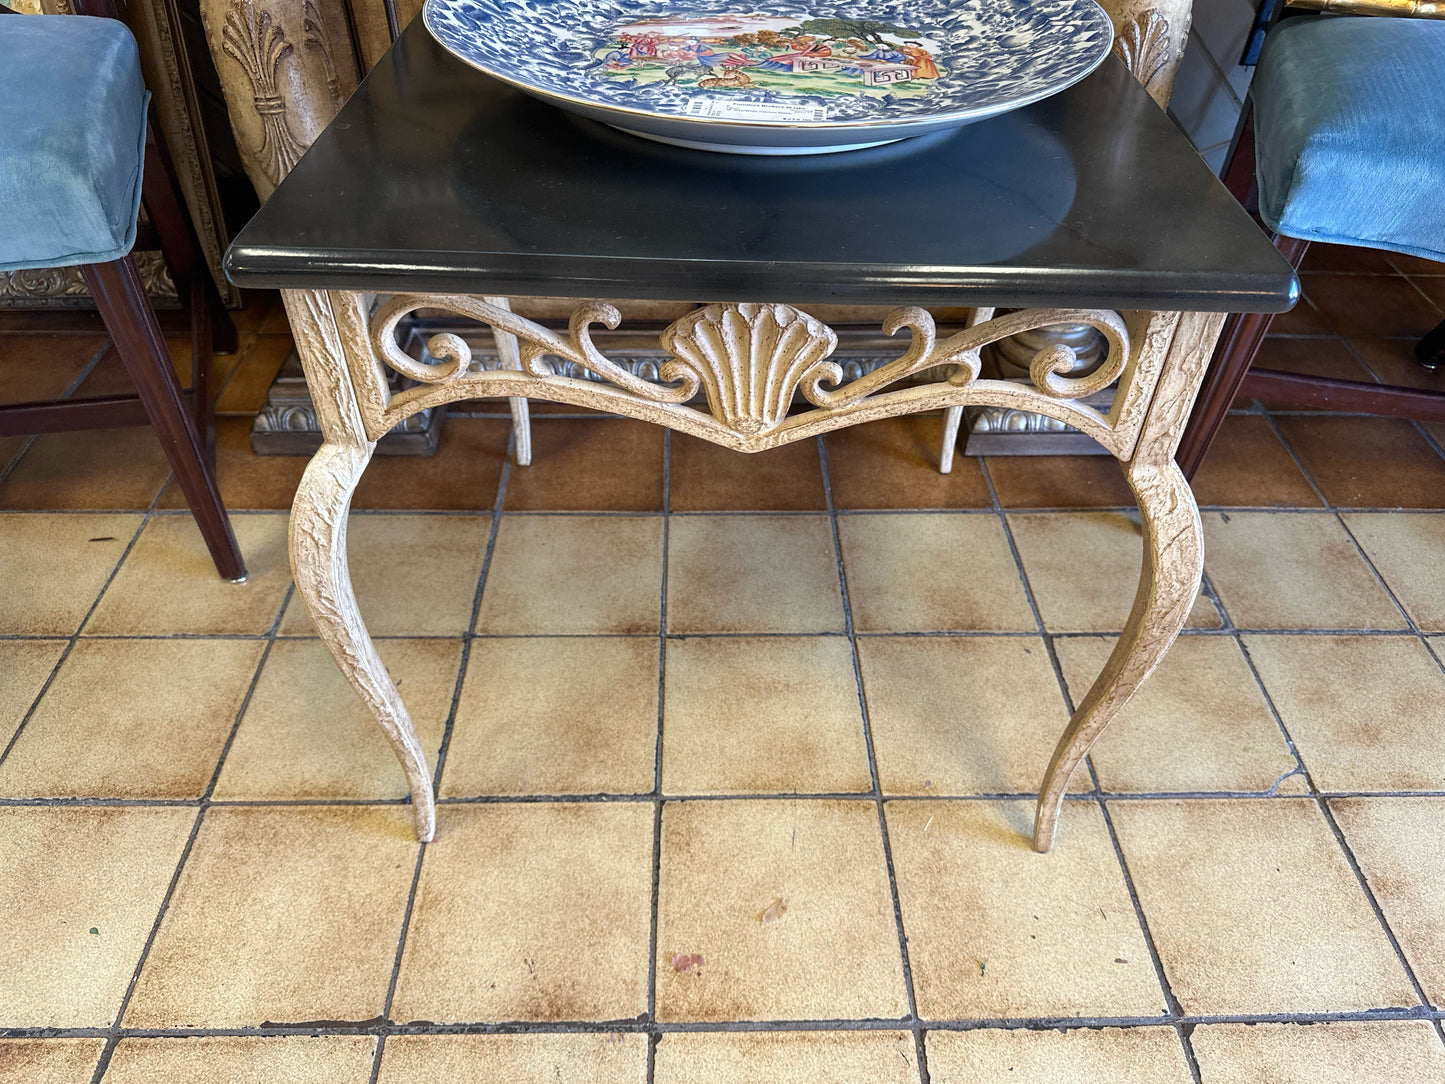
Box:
[424,0,1114,154]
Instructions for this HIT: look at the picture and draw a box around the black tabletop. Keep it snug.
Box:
[225,18,1298,313]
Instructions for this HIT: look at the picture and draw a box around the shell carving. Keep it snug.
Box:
[1113,11,1172,97]
[661,304,839,435]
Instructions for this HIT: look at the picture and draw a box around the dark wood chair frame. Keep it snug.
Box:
[1175,11,1445,479]
[0,1,245,580]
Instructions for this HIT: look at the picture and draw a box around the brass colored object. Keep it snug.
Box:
[1287,0,1443,17]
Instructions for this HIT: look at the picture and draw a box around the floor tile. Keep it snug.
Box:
[1245,635,1445,792]
[390,803,653,1023]
[1275,416,1445,509]
[0,640,64,748]
[1390,252,1445,276]
[655,798,907,1022]
[1266,298,1331,335]
[477,515,662,634]
[213,638,461,801]
[666,515,843,634]
[926,1027,1192,1083]
[279,514,490,636]
[825,415,991,510]
[72,337,195,400]
[670,433,825,511]
[156,417,307,511]
[378,1033,647,1084]
[505,419,664,512]
[1332,797,1445,1007]
[1189,414,1321,508]
[0,513,139,634]
[1347,336,1445,391]
[1009,512,1220,633]
[1191,1020,1445,1083]
[887,800,1162,1020]
[1301,242,1397,274]
[214,335,292,415]
[0,434,29,479]
[443,636,657,796]
[1250,334,1377,385]
[86,513,291,635]
[0,427,171,511]
[1056,635,1300,795]
[986,454,1134,509]
[1107,798,1416,1014]
[653,1031,918,1083]
[1344,512,1445,630]
[103,1036,377,1084]
[0,639,262,799]
[0,1039,104,1084]
[0,808,194,1028]
[838,513,1036,632]
[125,806,418,1028]
[858,636,1080,795]
[1201,511,1405,629]
[662,636,870,795]
[354,418,512,511]
[1301,274,1444,338]
[0,334,108,404]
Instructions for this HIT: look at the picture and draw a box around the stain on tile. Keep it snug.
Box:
[279,514,491,636]
[654,1030,917,1083]
[444,637,658,797]
[0,808,193,1028]
[1344,512,1445,630]
[390,803,653,1023]
[1056,635,1299,795]
[86,513,291,635]
[656,799,907,1022]
[1108,798,1416,1014]
[0,639,263,799]
[505,420,664,512]
[378,1033,647,1084]
[926,1027,1192,1083]
[213,638,461,801]
[0,1039,105,1084]
[888,800,1162,1019]
[858,636,1080,795]
[1009,512,1219,633]
[0,513,139,634]
[839,513,1035,632]
[1191,1020,1445,1083]
[824,416,991,511]
[1332,797,1445,1008]
[103,1036,377,1084]
[1201,512,1405,630]
[666,516,843,634]
[669,434,824,512]
[125,806,417,1028]
[662,636,870,795]
[477,515,662,634]
[1245,635,1445,792]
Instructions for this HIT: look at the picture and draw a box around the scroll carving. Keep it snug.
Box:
[219,2,308,187]
[362,295,1139,454]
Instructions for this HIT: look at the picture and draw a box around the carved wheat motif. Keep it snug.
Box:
[1113,11,1172,92]
[302,0,344,109]
[221,2,308,185]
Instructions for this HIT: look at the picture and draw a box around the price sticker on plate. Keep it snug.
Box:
[682,98,829,123]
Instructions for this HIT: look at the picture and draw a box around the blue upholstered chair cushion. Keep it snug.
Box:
[1253,16,1445,263]
[0,14,150,271]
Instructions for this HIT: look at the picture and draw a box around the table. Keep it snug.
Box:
[224,19,1298,853]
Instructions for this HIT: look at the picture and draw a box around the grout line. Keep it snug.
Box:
[645,427,672,1084]
[86,571,294,1084]
[818,435,930,1084]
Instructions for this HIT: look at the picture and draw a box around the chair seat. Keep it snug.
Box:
[1253,16,1445,263]
[0,14,149,272]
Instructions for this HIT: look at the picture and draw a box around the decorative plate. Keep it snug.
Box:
[424,0,1114,155]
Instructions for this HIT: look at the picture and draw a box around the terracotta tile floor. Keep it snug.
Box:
[2,244,1445,1081]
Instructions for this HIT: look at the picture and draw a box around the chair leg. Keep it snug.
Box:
[1418,317,1445,372]
[82,257,246,581]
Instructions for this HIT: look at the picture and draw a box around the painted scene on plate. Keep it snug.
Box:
[593,14,945,98]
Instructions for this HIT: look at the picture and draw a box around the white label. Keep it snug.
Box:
[682,97,828,123]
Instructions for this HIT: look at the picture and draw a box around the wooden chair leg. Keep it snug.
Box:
[82,257,246,581]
